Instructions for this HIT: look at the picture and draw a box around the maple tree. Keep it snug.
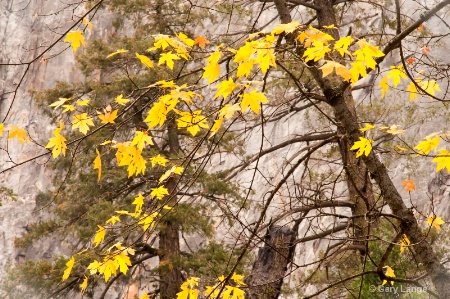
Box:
[2,0,450,298]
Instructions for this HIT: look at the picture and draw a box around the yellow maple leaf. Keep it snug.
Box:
[272,21,301,34]
[136,52,154,68]
[159,166,184,183]
[176,32,195,47]
[234,41,256,64]
[115,144,147,177]
[178,277,200,299]
[415,136,440,155]
[93,225,106,247]
[82,18,93,30]
[94,148,101,181]
[45,122,67,158]
[64,31,85,52]
[76,99,90,106]
[333,36,353,56]
[382,266,395,285]
[231,273,246,286]
[205,285,220,298]
[350,137,373,158]
[210,118,224,136]
[170,88,196,105]
[427,215,445,230]
[236,59,255,78]
[387,65,407,87]
[319,60,352,81]
[148,34,174,51]
[177,288,193,299]
[240,90,269,114]
[158,52,180,70]
[62,256,75,281]
[87,260,101,275]
[175,166,184,174]
[379,76,389,98]
[106,49,128,58]
[303,43,331,62]
[62,104,75,113]
[211,104,241,135]
[98,108,118,124]
[256,50,276,74]
[303,26,334,47]
[359,123,375,132]
[401,179,415,192]
[386,125,404,135]
[144,97,172,128]
[349,61,367,84]
[0,123,3,137]
[140,293,149,299]
[407,81,418,101]
[8,125,30,144]
[115,94,130,106]
[151,186,169,200]
[222,285,245,299]
[138,212,159,231]
[132,194,145,215]
[214,78,238,99]
[49,97,71,109]
[432,149,450,172]
[80,276,88,294]
[150,154,169,167]
[176,110,209,136]
[219,103,241,120]
[101,259,117,282]
[353,39,384,70]
[420,80,441,96]
[202,51,221,84]
[72,113,94,135]
[106,216,120,225]
[131,130,154,150]
[114,252,133,275]
[399,234,410,254]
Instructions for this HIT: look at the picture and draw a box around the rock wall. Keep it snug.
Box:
[0,0,115,281]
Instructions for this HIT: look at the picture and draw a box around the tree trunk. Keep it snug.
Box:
[313,0,376,256]
[159,212,182,299]
[246,225,295,299]
[274,0,375,257]
[158,117,183,299]
[336,89,375,256]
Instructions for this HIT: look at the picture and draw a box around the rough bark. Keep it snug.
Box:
[314,0,376,255]
[158,116,183,299]
[246,225,295,299]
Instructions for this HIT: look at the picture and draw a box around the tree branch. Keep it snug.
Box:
[380,0,450,60]
[294,223,348,244]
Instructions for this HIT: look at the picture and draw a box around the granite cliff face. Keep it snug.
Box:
[0,0,116,281]
[0,0,450,298]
